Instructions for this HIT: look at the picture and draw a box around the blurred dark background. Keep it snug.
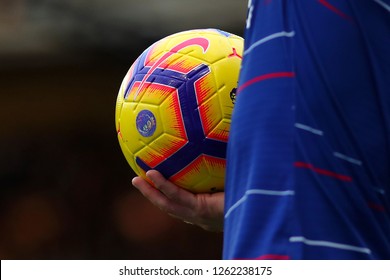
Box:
[0,0,246,259]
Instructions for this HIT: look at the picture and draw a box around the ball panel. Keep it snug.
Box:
[117,134,145,178]
[135,145,165,169]
[146,133,188,168]
[119,102,161,145]
[147,52,205,75]
[136,81,177,105]
[198,94,223,140]
[193,67,214,104]
[206,119,231,142]
[170,154,225,193]
[212,59,241,94]
[159,90,187,140]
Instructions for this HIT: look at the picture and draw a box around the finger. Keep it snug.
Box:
[146,170,196,204]
[132,176,194,219]
[132,176,171,208]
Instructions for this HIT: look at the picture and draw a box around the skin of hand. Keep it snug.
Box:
[132,170,225,232]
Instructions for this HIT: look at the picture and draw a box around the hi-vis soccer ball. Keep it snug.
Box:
[115,29,243,193]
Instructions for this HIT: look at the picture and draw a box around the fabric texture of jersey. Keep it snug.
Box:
[223,0,390,260]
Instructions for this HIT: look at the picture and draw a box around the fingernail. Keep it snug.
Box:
[145,171,157,188]
[146,170,153,181]
[131,177,138,188]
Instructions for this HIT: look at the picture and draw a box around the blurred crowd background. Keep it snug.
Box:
[0,0,246,259]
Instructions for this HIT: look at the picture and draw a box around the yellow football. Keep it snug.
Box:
[116,29,243,193]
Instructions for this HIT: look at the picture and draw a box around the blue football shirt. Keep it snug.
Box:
[223,0,390,259]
